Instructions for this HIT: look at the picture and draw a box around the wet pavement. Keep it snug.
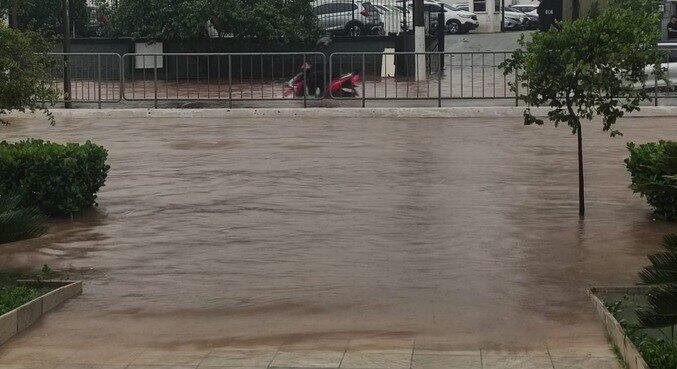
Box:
[0,115,675,360]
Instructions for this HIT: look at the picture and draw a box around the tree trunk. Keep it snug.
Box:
[577,122,585,218]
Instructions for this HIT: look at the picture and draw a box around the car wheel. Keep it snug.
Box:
[346,22,364,37]
[446,20,461,34]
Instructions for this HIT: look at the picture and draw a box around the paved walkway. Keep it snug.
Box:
[2,115,672,369]
[0,343,619,368]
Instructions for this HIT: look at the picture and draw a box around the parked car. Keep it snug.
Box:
[438,2,479,34]
[503,8,529,30]
[502,13,524,30]
[372,4,407,34]
[505,5,538,29]
[312,0,385,36]
[510,2,539,17]
[408,1,479,34]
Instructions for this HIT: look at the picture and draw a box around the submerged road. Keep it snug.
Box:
[0,115,675,356]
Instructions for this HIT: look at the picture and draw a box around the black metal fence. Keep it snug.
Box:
[43,45,677,108]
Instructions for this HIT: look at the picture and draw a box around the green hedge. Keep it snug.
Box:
[625,140,677,220]
[0,139,110,216]
[0,195,47,245]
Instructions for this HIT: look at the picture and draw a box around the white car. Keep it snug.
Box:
[503,9,528,30]
[511,3,539,17]
[373,4,411,34]
[415,1,479,34]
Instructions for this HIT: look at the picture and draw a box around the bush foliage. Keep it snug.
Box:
[16,0,89,38]
[0,194,47,245]
[0,286,41,315]
[0,139,110,216]
[0,24,58,125]
[111,0,320,42]
[625,141,677,220]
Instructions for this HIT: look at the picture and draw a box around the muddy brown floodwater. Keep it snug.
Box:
[0,115,675,351]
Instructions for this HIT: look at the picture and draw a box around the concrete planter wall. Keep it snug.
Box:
[0,280,82,346]
[588,286,653,369]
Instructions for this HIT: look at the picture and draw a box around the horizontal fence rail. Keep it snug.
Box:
[42,48,677,108]
[329,51,518,106]
[121,53,326,107]
[45,53,122,106]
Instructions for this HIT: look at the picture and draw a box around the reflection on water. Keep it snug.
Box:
[0,116,675,350]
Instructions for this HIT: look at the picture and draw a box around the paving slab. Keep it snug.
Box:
[131,349,209,366]
[547,346,616,358]
[481,354,554,369]
[340,350,412,369]
[412,353,482,369]
[63,348,144,365]
[128,365,199,369]
[53,364,128,369]
[0,347,76,365]
[550,356,621,369]
[269,350,344,368]
[199,348,277,367]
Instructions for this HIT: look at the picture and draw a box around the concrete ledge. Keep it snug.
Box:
[588,287,650,369]
[41,281,83,313]
[6,106,677,120]
[0,310,17,346]
[0,280,82,347]
[16,298,43,332]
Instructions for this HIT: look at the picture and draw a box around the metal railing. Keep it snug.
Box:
[330,51,518,106]
[43,48,677,108]
[122,53,326,108]
[653,43,677,105]
[45,53,122,107]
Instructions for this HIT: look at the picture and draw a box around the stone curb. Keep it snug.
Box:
[588,287,650,369]
[0,280,82,346]
[6,106,677,119]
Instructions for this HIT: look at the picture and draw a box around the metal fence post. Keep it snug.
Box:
[97,54,102,109]
[361,54,366,108]
[654,69,659,107]
[437,53,442,108]
[303,54,308,108]
[514,72,519,107]
[228,55,233,109]
[153,55,158,109]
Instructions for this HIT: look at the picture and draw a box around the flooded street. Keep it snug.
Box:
[1,115,675,351]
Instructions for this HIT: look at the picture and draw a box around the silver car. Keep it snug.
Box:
[313,1,385,36]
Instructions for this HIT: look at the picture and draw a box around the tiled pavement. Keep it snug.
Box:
[0,344,621,369]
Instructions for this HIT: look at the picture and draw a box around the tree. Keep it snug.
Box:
[110,0,212,40]
[0,24,58,125]
[2,0,90,38]
[500,0,665,218]
[110,0,320,42]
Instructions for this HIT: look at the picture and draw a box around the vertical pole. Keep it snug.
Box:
[414,0,426,81]
[654,70,659,107]
[153,55,158,109]
[514,72,519,107]
[97,54,102,109]
[228,55,233,109]
[437,54,442,107]
[577,122,585,218]
[361,54,366,108]
[62,0,72,109]
[303,54,307,108]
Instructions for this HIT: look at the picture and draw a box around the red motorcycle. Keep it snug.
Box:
[283,62,361,98]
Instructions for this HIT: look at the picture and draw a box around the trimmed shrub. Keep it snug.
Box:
[625,141,677,220]
[0,194,47,245]
[0,139,110,216]
[0,286,42,315]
